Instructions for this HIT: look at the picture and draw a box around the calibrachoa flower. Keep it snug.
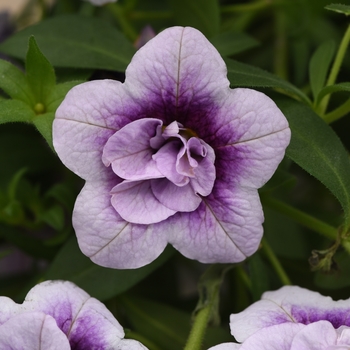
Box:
[53,26,291,269]
[0,280,147,349]
[209,286,350,350]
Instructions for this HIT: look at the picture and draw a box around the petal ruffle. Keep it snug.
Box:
[110,180,176,224]
[167,185,263,263]
[102,118,163,181]
[0,312,70,349]
[73,181,169,268]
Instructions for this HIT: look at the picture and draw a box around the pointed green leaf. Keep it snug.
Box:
[46,80,84,112]
[277,97,350,226]
[309,40,335,101]
[0,15,135,71]
[26,36,56,107]
[325,4,350,16]
[0,99,35,124]
[32,112,55,149]
[316,82,350,104]
[45,237,175,300]
[169,0,220,38]
[0,59,34,104]
[210,31,259,56]
[226,58,311,105]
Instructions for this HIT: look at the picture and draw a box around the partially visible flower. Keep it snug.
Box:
[209,286,350,350]
[83,0,117,5]
[0,280,147,349]
[53,26,290,269]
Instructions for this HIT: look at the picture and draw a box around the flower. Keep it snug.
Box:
[83,0,117,5]
[53,26,290,269]
[0,280,147,349]
[209,286,350,350]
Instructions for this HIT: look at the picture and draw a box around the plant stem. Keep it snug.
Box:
[262,237,291,285]
[324,98,350,123]
[274,8,288,80]
[183,303,213,350]
[319,24,350,115]
[262,196,338,240]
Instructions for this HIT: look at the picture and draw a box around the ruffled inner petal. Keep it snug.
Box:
[110,180,176,224]
[102,118,164,181]
[151,178,201,212]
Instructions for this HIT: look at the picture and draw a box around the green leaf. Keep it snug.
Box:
[225,58,311,105]
[26,36,56,108]
[325,4,350,16]
[45,237,175,300]
[0,59,34,104]
[210,31,259,57]
[169,0,220,38]
[39,204,65,231]
[0,15,135,71]
[32,112,55,149]
[277,97,350,226]
[316,82,350,104]
[0,99,35,124]
[46,80,84,113]
[309,40,335,101]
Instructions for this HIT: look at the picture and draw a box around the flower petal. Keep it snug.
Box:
[0,312,70,349]
[208,343,241,350]
[102,118,164,181]
[151,178,201,211]
[167,185,263,263]
[74,181,169,268]
[124,27,229,125]
[22,281,125,349]
[230,286,350,342]
[209,88,290,189]
[238,323,305,350]
[53,80,141,181]
[110,180,176,224]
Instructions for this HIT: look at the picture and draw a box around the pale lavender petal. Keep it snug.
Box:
[230,286,350,343]
[74,181,169,268]
[53,80,141,182]
[153,140,188,186]
[124,27,229,126]
[203,88,290,189]
[291,321,338,350]
[167,185,263,263]
[238,323,305,350]
[23,280,125,349]
[102,118,163,180]
[0,297,18,325]
[0,312,70,349]
[116,339,150,350]
[110,180,176,224]
[151,178,201,211]
[337,327,350,346]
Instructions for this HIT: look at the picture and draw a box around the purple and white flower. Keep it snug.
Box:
[53,26,290,269]
[210,285,350,350]
[0,280,147,349]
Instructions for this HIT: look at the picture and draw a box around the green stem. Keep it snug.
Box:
[221,0,272,13]
[324,98,350,123]
[183,303,213,350]
[262,237,292,285]
[319,24,350,115]
[274,8,288,79]
[262,196,338,240]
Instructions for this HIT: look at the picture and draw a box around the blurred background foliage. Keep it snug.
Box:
[1,0,350,348]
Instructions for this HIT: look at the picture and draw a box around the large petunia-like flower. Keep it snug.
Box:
[209,285,350,350]
[0,280,147,349]
[53,26,290,269]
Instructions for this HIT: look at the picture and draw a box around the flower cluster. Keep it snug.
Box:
[53,26,290,269]
[0,280,147,349]
[210,286,350,350]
